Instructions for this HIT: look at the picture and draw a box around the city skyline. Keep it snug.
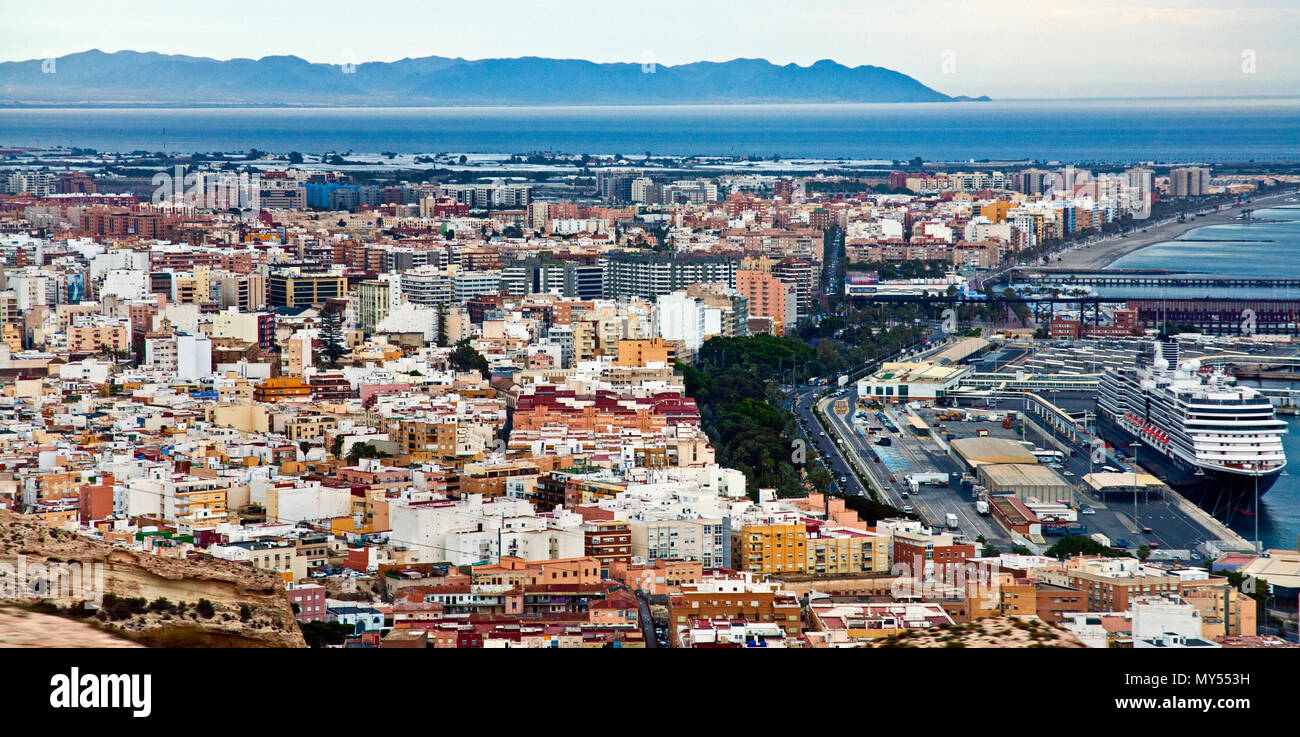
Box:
[2,0,1299,99]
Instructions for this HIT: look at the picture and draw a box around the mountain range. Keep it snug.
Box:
[0,50,988,106]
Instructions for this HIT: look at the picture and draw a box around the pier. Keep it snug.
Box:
[1011,271,1300,289]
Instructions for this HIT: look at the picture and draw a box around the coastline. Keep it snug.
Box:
[1042,189,1300,271]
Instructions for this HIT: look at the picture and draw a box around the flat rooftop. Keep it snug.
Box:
[950,437,1038,466]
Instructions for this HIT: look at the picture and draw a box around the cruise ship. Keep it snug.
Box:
[1096,340,1287,510]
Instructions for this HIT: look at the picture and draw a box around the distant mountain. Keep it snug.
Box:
[0,50,989,106]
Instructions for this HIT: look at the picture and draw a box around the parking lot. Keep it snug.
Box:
[934,394,1234,556]
[822,396,1013,549]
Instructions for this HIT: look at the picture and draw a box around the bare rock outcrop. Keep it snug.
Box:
[0,510,306,647]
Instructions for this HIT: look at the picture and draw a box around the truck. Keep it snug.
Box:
[908,472,950,487]
[945,513,959,529]
[1090,533,1111,548]
[975,499,990,515]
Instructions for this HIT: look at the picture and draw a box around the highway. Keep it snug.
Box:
[789,333,1019,549]
[789,335,941,501]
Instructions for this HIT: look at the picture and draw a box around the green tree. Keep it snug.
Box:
[449,339,490,378]
[1045,535,1132,560]
[320,309,347,366]
[300,620,352,648]
[346,442,388,464]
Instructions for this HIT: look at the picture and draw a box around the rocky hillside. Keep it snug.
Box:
[0,606,143,647]
[0,510,305,648]
[0,50,988,106]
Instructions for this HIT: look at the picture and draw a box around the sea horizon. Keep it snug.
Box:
[4,97,1300,161]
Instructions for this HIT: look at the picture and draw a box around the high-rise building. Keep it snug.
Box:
[267,268,346,309]
[735,269,796,336]
[603,253,737,299]
[357,279,392,331]
[655,291,708,353]
[1169,167,1211,197]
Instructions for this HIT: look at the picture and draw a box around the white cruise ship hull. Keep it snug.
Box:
[1097,413,1280,510]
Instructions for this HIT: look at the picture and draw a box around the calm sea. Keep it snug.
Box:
[1,98,1299,161]
[1106,206,1300,297]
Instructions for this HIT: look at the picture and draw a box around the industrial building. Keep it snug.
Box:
[949,437,1039,469]
[857,362,971,402]
[979,463,1075,505]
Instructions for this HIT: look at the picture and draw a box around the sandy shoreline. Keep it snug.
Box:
[1043,189,1300,272]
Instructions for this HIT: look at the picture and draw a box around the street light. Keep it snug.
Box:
[1129,442,1141,532]
[1254,469,1260,555]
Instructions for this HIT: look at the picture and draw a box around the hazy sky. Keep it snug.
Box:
[3,0,1297,98]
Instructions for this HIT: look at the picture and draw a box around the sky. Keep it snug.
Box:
[3,0,1298,98]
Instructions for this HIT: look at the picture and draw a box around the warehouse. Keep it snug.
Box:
[980,463,1075,505]
[928,337,990,366]
[949,437,1038,472]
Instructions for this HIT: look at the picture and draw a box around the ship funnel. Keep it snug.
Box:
[1154,340,1179,373]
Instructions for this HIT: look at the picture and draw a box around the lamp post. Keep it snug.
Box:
[1130,442,1141,532]
[1254,468,1260,555]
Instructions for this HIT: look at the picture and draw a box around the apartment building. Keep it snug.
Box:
[268,268,346,308]
[667,574,803,643]
[731,518,807,575]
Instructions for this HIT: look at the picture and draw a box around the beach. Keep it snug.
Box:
[1044,189,1300,271]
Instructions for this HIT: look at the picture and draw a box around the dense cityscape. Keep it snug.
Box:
[5,2,1300,723]
[0,145,1296,653]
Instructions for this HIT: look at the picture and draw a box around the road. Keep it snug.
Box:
[827,399,1014,548]
[635,591,661,648]
[790,335,1019,548]
[789,334,942,501]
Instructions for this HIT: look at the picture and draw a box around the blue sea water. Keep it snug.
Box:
[1106,206,1300,298]
[1,97,1299,161]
